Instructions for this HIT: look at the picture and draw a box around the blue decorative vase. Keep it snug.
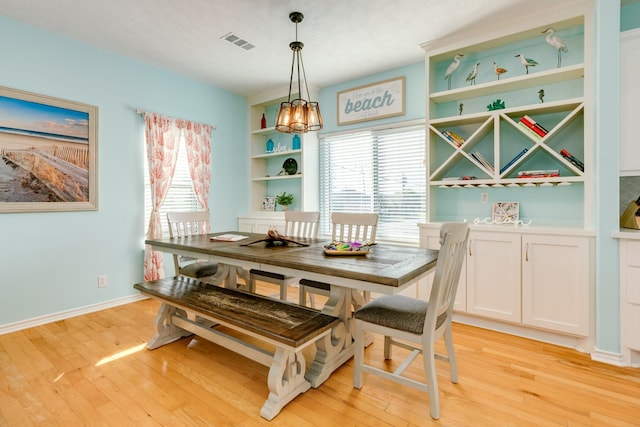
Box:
[292,134,301,150]
[266,138,274,153]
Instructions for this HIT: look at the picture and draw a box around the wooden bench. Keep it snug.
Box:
[133,276,339,420]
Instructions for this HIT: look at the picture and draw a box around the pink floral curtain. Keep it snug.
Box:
[143,113,214,281]
[143,113,181,280]
[181,120,212,214]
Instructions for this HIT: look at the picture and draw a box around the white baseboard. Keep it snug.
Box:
[591,347,627,366]
[0,294,148,335]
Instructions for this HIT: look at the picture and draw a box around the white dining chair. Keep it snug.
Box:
[166,210,219,282]
[299,212,378,308]
[352,222,469,420]
[249,211,320,300]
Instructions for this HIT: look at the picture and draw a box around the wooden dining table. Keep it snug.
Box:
[145,231,438,387]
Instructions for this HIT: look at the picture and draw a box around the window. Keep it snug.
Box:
[144,133,200,236]
[319,123,426,244]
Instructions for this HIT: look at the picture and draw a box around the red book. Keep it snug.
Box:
[521,115,549,135]
[520,117,547,138]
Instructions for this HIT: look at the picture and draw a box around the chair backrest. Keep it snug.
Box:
[424,222,470,336]
[166,210,210,272]
[330,212,378,243]
[284,211,320,238]
[167,210,210,238]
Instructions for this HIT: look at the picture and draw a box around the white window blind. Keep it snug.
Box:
[320,124,426,244]
[144,134,201,237]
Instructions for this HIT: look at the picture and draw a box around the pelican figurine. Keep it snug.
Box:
[538,89,545,103]
[493,61,507,80]
[444,54,464,90]
[466,62,480,85]
[515,54,538,74]
[543,27,568,68]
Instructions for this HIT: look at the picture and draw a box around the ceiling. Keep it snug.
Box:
[0,0,594,98]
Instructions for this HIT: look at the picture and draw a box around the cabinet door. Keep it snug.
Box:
[521,234,590,336]
[621,29,640,174]
[238,219,254,233]
[466,231,521,322]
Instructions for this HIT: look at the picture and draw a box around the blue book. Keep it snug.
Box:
[500,148,528,174]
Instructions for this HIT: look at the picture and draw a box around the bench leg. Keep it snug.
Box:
[146,302,192,350]
[260,348,310,420]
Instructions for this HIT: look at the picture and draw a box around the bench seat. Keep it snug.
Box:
[134,276,339,420]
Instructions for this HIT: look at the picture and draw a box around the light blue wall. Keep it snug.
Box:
[0,16,247,326]
[621,1,640,31]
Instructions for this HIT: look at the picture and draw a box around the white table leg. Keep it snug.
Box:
[146,303,192,350]
[260,348,310,420]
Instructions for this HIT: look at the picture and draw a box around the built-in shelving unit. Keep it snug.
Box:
[422,13,590,227]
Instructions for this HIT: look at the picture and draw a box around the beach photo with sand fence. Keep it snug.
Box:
[0,86,97,212]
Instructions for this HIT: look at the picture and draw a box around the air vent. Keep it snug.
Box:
[220,32,255,51]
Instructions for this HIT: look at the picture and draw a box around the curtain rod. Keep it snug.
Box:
[136,109,217,130]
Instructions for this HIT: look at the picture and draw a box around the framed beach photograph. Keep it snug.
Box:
[0,86,98,213]
[492,201,519,224]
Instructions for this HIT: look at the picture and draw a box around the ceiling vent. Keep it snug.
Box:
[220,32,255,51]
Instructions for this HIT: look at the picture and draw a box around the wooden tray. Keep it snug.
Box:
[323,249,371,256]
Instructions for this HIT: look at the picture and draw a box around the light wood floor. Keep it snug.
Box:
[1,287,640,426]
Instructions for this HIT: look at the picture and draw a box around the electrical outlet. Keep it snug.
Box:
[98,275,107,288]
[481,192,489,204]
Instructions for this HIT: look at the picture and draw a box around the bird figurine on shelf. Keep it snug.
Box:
[538,89,545,103]
[466,62,480,85]
[515,54,538,74]
[493,61,508,80]
[543,27,568,68]
[444,53,464,90]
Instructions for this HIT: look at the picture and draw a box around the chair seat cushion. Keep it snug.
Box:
[354,295,446,335]
[299,278,331,291]
[250,269,286,281]
[180,261,218,278]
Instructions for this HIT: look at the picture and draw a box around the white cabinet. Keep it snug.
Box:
[620,29,640,175]
[419,223,592,337]
[620,238,640,352]
[521,234,591,336]
[237,214,285,234]
[466,231,521,322]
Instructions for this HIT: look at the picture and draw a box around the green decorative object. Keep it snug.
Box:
[487,99,506,111]
[275,192,294,209]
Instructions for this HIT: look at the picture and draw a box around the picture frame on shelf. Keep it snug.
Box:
[492,201,519,224]
[0,85,98,213]
[261,196,275,212]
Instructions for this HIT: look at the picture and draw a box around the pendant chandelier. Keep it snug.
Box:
[276,11,323,133]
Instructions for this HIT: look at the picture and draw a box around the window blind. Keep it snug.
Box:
[319,124,426,244]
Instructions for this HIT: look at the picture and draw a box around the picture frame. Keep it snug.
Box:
[261,196,275,212]
[492,201,519,224]
[337,76,405,126]
[0,85,98,213]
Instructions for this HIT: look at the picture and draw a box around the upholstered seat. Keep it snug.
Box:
[353,222,469,420]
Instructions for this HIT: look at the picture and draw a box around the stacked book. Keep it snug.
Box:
[560,149,585,171]
[500,148,528,174]
[518,115,548,139]
[470,151,494,174]
[441,130,465,147]
[517,169,560,178]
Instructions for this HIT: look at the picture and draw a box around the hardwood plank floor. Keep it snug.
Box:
[1,290,639,426]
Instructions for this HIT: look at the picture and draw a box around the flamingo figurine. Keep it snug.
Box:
[466,62,480,85]
[493,61,507,80]
[515,54,538,74]
[542,27,568,68]
[444,54,464,90]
